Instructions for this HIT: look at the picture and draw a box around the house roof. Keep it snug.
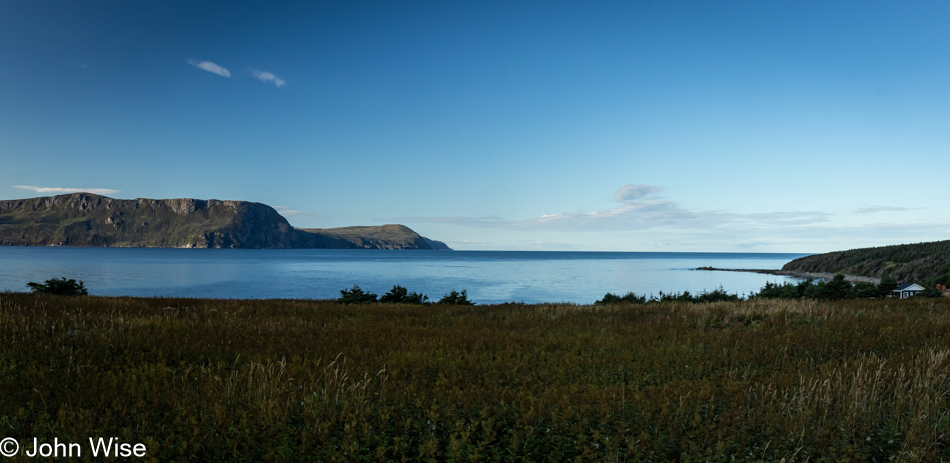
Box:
[894,283,925,291]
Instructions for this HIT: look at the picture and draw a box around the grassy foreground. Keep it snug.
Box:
[2,294,950,461]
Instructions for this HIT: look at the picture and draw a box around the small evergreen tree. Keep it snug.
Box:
[878,275,899,296]
[437,289,474,305]
[849,282,882,298]
[379,285,408,303]
[752,281,803,299]
[824,274,852,299]
[658,290,694,303]
[796,278,815,298]
[694,286,739,303]
[379,285,429,304]
[26,277,88,296]
[402,291,429,305]
[337,285,378,304]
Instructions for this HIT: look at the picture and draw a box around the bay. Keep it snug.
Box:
[0,247,809,304]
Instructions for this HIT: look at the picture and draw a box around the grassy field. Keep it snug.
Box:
[1,294,950,461]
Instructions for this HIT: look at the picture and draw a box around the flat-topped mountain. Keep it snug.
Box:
[0,193,450,250]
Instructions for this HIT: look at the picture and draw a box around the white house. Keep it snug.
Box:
[893,283,925,299]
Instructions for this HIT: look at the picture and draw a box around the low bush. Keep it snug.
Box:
[595,291,647,305]
[25,277,88,296]
[692,286,740,303]
[437,289,474,305]
[597,287,739,305]
[379,285,429,304]
[917,287,944,298]
[338,285,469,305]
[336,285,378,304]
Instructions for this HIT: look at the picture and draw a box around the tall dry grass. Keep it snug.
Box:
[0,293,949,461]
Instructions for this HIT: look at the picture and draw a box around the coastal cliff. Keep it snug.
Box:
[0,193,450,250]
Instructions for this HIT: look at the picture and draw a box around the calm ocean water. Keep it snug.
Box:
[0,247,810,304]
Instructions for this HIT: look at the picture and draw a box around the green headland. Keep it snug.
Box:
[782,239,950,287]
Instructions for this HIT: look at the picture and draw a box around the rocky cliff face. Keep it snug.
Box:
[0,193,451,250]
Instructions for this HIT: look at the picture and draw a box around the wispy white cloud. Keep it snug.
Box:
[394,184,830,232]
[188,59,231,78]
[394,215,511,228]
[854,205,915,214]
[273,206,312,217]
[252,70,286,87]
[614,184,664,202]
[390,193,950,252]
[13,185,120,195]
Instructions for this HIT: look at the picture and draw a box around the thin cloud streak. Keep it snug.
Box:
[614,184,664,202]
[390,216,512,228]
[854,205,915,214]
[390,183,950,251]
[252,70,286,87]
[273,206,312,217]
[188,59,231,78]
[13,185,120,195]
[395,184,830,232]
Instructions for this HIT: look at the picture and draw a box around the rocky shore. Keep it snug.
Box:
[695,266,882,284]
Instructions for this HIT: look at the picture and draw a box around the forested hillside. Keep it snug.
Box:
[782,240,950,285]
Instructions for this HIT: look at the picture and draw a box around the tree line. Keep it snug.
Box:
[596,274,943,305]
[337,285,474,305]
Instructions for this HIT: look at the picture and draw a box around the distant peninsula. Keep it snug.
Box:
[698,239,950,287]
[0,193,451,250]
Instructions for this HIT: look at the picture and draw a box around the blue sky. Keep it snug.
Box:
[2,1,949,252]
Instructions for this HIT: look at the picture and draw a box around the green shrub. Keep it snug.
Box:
[877,275,899,294]
[597,287,739,305]
[437,289,474,305]
[851,282,882,298]
[693,286,740,303]
[658,290,695,302]
[25,277,88,296]
[379,285,429,304]
[337,285,378,304]
[753,280,808,299]
[753,276,902,300]
[595,292,647,305]
[917,287,944,298]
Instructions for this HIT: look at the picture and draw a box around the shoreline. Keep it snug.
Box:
[695,266,882,285]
